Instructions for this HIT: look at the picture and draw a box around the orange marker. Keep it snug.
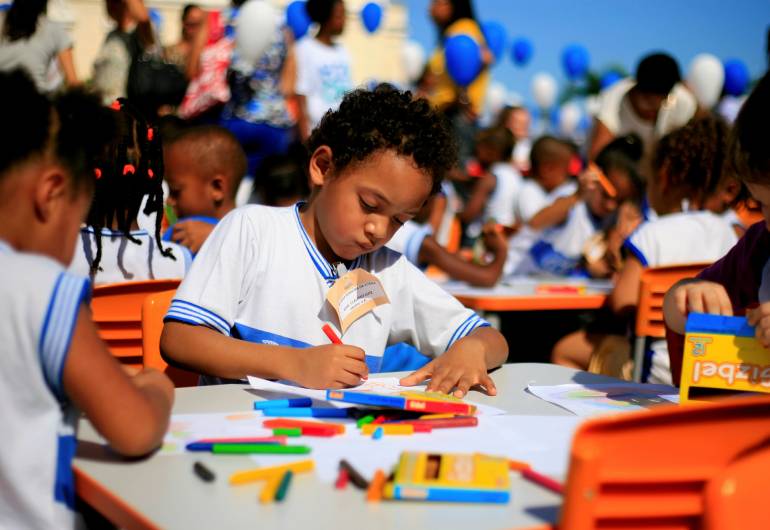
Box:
[366,469,386,502]
[589,162,617,198]
[322,323,343,344]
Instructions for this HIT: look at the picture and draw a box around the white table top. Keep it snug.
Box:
[74,363,620,530]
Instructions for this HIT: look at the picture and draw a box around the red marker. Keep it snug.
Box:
[322,323,343,344]
[521,468,564,495]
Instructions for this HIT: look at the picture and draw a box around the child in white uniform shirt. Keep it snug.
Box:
[0,71,172,530]
[552,116,736,374]
[69,99,192,284]
[162,85,508,397]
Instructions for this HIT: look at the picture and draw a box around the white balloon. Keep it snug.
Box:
[234,0,280,73]
[559,102,582,135]
[486,81,508,117]
[401,40,425,84]
[531,72,557,109]
[687,53,725,108]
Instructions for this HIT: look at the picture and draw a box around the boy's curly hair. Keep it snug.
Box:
[307,84,457,194]
[653,115,728,198]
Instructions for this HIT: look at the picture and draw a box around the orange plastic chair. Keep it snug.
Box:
[633,263,710,382]
[560,394,770,530]
[142,289,199,387]
[91,279,181,372]
[445,216,462,254]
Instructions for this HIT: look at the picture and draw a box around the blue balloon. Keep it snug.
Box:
[481,21,506,63]
[562,44,590,80]
[286,1,311,40]
[723,59,750,96]
[511,37,533,67]
[600,71,623,90]
[0,4,10,12]
[361,2,382,34]
[444,34,483,87]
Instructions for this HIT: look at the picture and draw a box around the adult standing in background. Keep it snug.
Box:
[0,0,78,92]
[221,1,295,182]
[91,0,154,105]
[295,0,352,140]
[165,4,206,75]
[589,53,697,180]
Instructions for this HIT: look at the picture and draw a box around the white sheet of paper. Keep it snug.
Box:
[246,375,506,416]
[162,411,274,454]
[527,383,680,417]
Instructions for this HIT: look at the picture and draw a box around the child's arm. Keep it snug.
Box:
[63,306,174,457]
[458,172,496,224]
[170,220,216,254]
[608,255,644,315]
[527,193,580,230]
[399,326,507,398]
[663,279,733,334]
[161,321,369,388]
[419,226,507,287]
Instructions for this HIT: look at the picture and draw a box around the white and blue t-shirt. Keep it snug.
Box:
[624,211,738,385]
[514,201,603,276]
[387,221,434,269]
[69,227,192,285]
[484,162,523,227]
[0,241,89,529]
[165,204,489,382]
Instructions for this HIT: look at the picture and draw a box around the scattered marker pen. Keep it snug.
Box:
[254,398,313,410]
[274,470,294,502]
[193,461,216,482]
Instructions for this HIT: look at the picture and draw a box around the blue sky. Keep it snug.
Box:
[404,0,768,107]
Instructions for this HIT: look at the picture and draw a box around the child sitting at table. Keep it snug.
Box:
[511,135,645,277]
[161,85,508,397]
[504,135,578,275]
[552,115,738,376]
[0,70,173,529]
[69,99,192,284]
[162,125,247,254]
[663,73,770,385]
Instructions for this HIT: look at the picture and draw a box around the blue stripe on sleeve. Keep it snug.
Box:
[165,300,231,335]
[39,273,90,399]
[623,239,649,267]
[445,314,491,351]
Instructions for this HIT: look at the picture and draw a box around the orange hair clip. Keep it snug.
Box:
[110,100,121,111]
[147,128,154,141]
[123,164,136,176]
[148,169,154,178]
[94,168,102,179]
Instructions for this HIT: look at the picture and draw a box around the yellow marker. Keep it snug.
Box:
[361,424,414,435]
[419,413,455,420]
[259,473,283,503]
[229,459,314,485]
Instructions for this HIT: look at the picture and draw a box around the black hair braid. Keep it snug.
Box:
[86,99,175,274]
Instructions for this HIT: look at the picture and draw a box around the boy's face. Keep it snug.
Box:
[537,159,570,193]
[327,1,346,35]
[745,182,770,231]
[164,144,217,219]
[508,109,530,140]
[310,149,432,262]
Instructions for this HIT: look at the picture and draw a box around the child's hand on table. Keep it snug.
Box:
[747,302,770,348]
[290,344,369,389]
[399,346,497,399]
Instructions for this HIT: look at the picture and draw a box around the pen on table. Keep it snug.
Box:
[193,461,216,482]
[521,467,564,495]
[339,459,369,490]
[274,470,294,502]
[254,398,313,410]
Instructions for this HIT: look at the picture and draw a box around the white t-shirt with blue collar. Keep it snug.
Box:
[166,204,489,382]
[0,240,89,529]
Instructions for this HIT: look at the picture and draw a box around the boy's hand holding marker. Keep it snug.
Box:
[290,343,369,389]
[663,279,733,335]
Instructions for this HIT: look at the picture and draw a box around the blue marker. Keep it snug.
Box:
[186,440,282,452]
[262,407,349,418]
[254,398,313,410]
[372,427,384,440]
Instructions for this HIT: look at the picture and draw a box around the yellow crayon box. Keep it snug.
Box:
[680,313,770,403]
[382,452,510,503]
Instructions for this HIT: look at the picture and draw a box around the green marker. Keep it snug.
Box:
[211,444,310,455]
[356,415,375,429]
[273,427,302,437]
[274,470,294,501]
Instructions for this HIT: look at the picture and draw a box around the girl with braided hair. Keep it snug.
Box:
[69,98,191,284]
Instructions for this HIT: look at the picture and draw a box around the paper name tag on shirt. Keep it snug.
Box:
[326,269,390,333]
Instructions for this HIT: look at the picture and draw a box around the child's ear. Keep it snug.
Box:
[210,174,226,204]
[308,146,333,187]
[33,165,68,222]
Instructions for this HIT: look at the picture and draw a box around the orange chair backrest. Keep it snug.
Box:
[560,395,770,530]
[445,216,462,254]
[635,263,710,339]
[141,289,199,387]
[91,279,181,372]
